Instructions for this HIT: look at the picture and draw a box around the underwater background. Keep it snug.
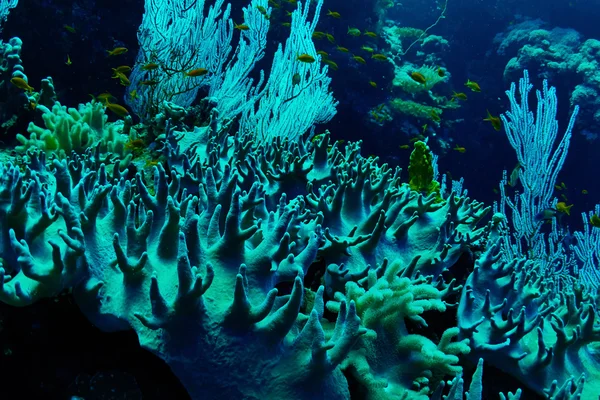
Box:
[0,0,599,398]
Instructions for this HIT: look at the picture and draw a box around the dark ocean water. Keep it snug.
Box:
[0,0,598,398]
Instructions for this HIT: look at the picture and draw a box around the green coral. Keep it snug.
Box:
[16,101,129,159]
[408,140,440,195]
[389,98,442,122]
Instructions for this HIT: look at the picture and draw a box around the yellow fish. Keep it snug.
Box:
[105,102,129,117]
[113,66,132,75]
[451,91,467,101]
[591,214,600,227]
[352,55,366,64]
[582,189,588,195]
[437,67,445,77]
[484,110,502,131]
[430,110,441,122]
[348,27,361,37]
[106,47,128,57]
[465,79,481,92]
[363,31,377,38]
[327,10,341,18]
[326,34,335,44]
[399,145,410,150]
[65,54,72,66]
[369,81,377,88]
[312,32,326,40]
[323,59,338,70]
[142,62,159,71]
[361,46,374,53]
[371,53,388,61]
[234,23,250,30]
[556,201,573,215]
[453,146,466,153]
[297,54,316,63]
[64,25,76,33]
[185,68,208,77]
[336,46,349,53]
[316,50,328,57]
[10,77,33,92]
[410,71,426,84]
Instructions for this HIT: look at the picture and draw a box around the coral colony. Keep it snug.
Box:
[0,0,598,399]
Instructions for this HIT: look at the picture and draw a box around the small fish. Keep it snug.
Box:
[64,25,76,33]
[590,214,600,228]
[268,0,280,8]
[437,67,445,77]
[493,188,499,194]
[361,45,374,53]
[140,79,159,86]
[348,27,361,37]
[582,189,588,195]
[256,5,268,14]
[10,77,33,92]
[316,50,328,57]
[292,73,301,86]
[185,68,208,77]
[326,33,335,44]
[323,59,338,70]
[297,54,315,63]
[556,201,573,215]
[281,22,291,27]
[65,54,72,66]
[535,208,557,222]
[561,182,567,190]
[561,193,569,202]
[96,92,116,103]
[409,135,425,143]
[113,65,132,74]
[234,22,250,30]
[465,79,481,92]
[311,134,324,143]
[451,91,467,101]
[484,110,502,131]
[105,102,129,117]
[29,100,37,110]
[327,10,341,18]
[142,62,159,71]
[106,47,128,57]
[352,55,366,64]
[453,145,466,153]
[363,31,377,38]
[409,71,426,84]
[399,145,410,150]
[312,31,326,40]
[115,73,130,86]
[421,124,428,134]
[129,89,138,100]
[369,81,377,88]
[285,0,297,5]
[371,53,388,61]
[508,162,520,187]
[336,46,349,53]
[555,185,563,191]
[430,110,441,122]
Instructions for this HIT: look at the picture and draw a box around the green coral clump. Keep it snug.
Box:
[16,101,129,158]
[408,140,440,196]
[389,98,442,122]
[395,27,426,40]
